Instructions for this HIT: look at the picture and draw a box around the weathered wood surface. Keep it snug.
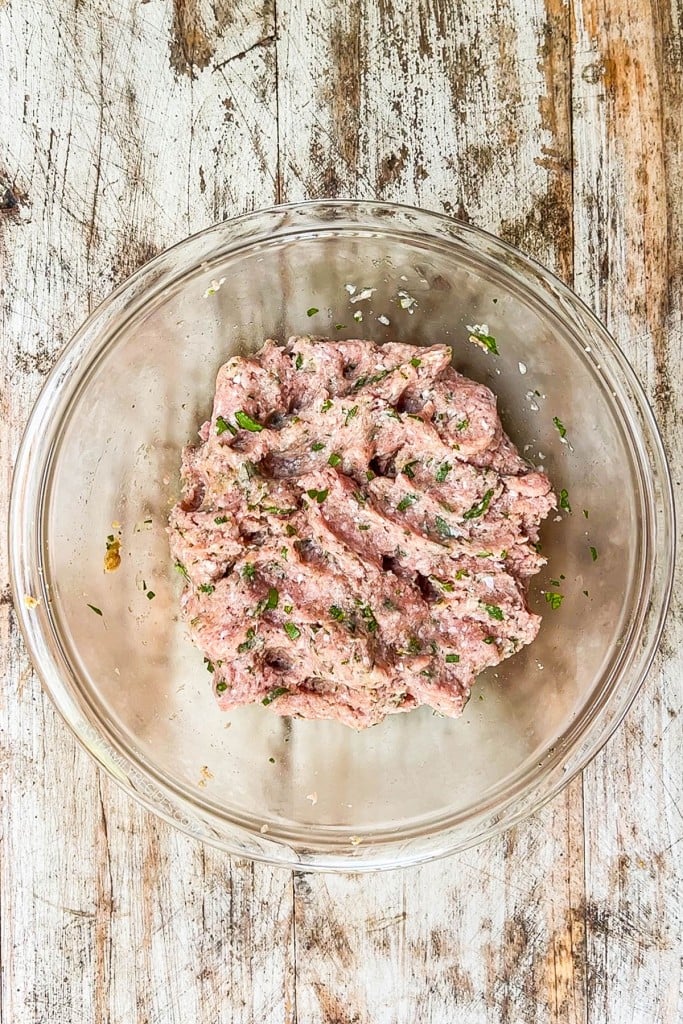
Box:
[0,0,681,1021]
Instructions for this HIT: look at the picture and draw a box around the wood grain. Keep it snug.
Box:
[1,0,681,1021]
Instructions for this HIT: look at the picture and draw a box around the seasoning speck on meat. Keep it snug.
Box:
[168,336,556,728]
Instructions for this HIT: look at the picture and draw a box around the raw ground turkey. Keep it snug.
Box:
[169,337,556,728]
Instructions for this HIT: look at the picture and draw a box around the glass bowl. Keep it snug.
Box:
[10,201,674,871]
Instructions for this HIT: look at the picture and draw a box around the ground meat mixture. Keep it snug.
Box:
[169,337,556,728]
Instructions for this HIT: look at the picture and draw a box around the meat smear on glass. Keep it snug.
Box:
[169,337,556,728]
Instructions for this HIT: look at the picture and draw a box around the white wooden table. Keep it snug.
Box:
[1,1,681,1021]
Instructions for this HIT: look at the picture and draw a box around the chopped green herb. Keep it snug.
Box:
[216,681,228,693]
[545,591,564,610]
[265,587,279,611]
[242,563,256,581]
[283,603,293,614]
[559,488,572,513]
[261,505,298,516]
[235,410,263,432]
[328,452,342,467]
[214,515,229,525]
[402,460,418,479]
[280,547,288,561]
[335,324,346,331]
[311,441,325,452]
[283,621,300,640]
[321,398,333,413]
[553,416,567,439]
[483,603,504,621]
[352,369,390,391]
[456,418,469,431]
[146,591,155,600]
[215,415,235,436]
[360,605,378,633]
[329,605,344,621]
[469,329,499,355]
[483,636,496,644]
[285,524,297,537]
[358,522,370,531]
[406,636,422,653]
[204,657,215,673]
[434,515,457,540]
[351,490,366,504]
[477,551,493,559]
[397,493,418,513]
[590,545,598,561]
[549,579,561,587]
[345,405,359,425]
[175,562,190,580]
[463,488,495,520]
[445,653,460,664]
[262,686,289,705]
[306,487,329,504]
[237,627,257,653]
[410,357,422,368]
[583,589,589,597]
[436,461,451,483]
[306,307,319,317]
[199,583,215,594]
[583,509,589,519]
[432,576,455,592]
[295,353,304,370]
[455,568,469,580]
[87,604,103,616]
[366,469,375,481]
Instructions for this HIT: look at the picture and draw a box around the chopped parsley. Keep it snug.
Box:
[285,524,297,536]
[352,369,390,391]
[445,653,460,664]
[215,415,235,436]
[435,461,451,483]
[329,605,344,621]
[431,576,454,592]
[237,627,257,653]
[455,568,469,580]
[360,605,378,633]
[469,329,499,355]
[295,353,304,370]
[87,604,103,616]
[402,460,418,479]
[483,636,496,644]
[242,563,256,581]
[483,603,504,621]
[328,452,342,467]
[235,410,263,432]
[265,587,279,610]
[175,562,190,580]
[311,441,325,451]
[345,405,359,425]
[410,357,421,368]
[306,307,319,317]
[351,490,366,505]
[216,681,228,693]
[214,515,229,525]
[204,657,215,673]
[456,418,469,431]
[545,591,564,610]
[590,545,598,561]
[281,547,288,560]
[477,551,493,558]
[306,487,329,503]
[583,509,589,519]
[559,488,571,513]
[553,416,567,439]
[321,399,333,413]
[262,686,289,705]
[283,621,301,640]
[463,488,495,520]
[146,591,155,600]
[283,603,293,614]
[397,493,418,512]
[406,636,422,653]
[199,583,215,594]
[335,323,346,331]
[434,515,457,540]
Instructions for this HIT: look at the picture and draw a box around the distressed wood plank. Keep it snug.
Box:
[0,3,293,1024]
[572,1,683,1021]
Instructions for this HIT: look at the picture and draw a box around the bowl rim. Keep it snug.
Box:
[9,198,676,871]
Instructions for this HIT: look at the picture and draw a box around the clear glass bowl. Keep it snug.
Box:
[10,201,674,871]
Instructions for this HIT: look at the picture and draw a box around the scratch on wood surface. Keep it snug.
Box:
[94,780,113,1024]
